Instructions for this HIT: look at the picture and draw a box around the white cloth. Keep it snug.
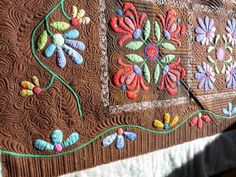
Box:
[61,130,236,177]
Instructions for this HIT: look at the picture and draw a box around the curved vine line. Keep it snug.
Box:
[31,0,83,117]
[0,109,235,158]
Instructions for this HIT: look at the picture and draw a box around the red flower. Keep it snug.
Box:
[158,58,186,96]
[157,9,186,46]
[109,3,147,46]
[189,113,212,129]
[113,58,149,100]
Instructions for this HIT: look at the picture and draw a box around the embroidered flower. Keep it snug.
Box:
[153,113,179,130]
[109,3,148,46]
[157,9,187,46]
[195,16,216,46]
[226,19,236,46]
[19,76,42,97]
[189,113,212,129]
[102,128,137,149]
[158,58,186,96]
[207,34,233,74]
[226,62,236,89]
[70,6,91,27]
[222,102,236,117]
[195,63,215,92]
[113,58,149,100]
[44,29,85,68]
[34,130,79,152]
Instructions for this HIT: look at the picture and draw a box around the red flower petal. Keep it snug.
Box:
[123,3,139,26]
[124,17,135,30]
[158,75,165,90]
[165,75,177,89]
[125,72,136,85]
[120,69,133,84]
[113,68,131,86]
[110,17,127,35]
[197,118,203,129]
[124,11,137,27]
[156,14,166,29]
[127,75,138,91]
[117,58,132,67]
[167,18,176,32]
[190,116,198,127]
[138,13,148,28]
[118,34,133,46]
[118,17,133,33]
[126,90,138,100]
[202,115,212,123]
[139,76,149,91]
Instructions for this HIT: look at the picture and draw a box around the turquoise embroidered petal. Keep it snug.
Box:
[65,39,85,51]
[63,29,80,39]
[45,43,56,57]
[51,130,63,144]
[63,132,79,148]
[34,140,54,151]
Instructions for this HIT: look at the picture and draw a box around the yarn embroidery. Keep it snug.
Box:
[153,113,179,130]
[110,3,187,100]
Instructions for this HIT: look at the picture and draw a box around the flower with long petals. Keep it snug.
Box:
[109,2,147,46]
[102,128,137,149]
[189,113,212,129]
[195,62,215,92]
[153,113,179,130]
[34,130,79,152]
[222,102,236,117]
[226,19,236,46]
[113,58,149,100]
[226,62,236,89]
[157,9,187,46]
[44,29,85,68]
[158,58,186,96]
[195,16,216,45]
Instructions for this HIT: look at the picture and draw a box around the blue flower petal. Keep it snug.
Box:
[51,130,63,144]
[65,39,85,51]
[196,65,205,73]
[195,73,204,80]
[34,140,54,151]
[62,45,84,64]
[63,132,79,148]
[116,135,125,149]
[197,17,206,31]
[102,133,117,147]
[45,43,56,57]
[63,29,80,39]
[228,102,233,112]
[123,132,137,141]
[195,27,205,35]
[56,46,67,68]
[222,108,229,115]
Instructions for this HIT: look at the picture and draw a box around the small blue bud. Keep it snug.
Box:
[121,85,127,91]
[117,9,123,15]
[163,30,171,40]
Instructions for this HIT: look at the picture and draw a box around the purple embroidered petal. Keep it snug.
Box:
[222,108,229,115]
[196,35,206,43]
[209,76,216,83]
[208,78,213,89]
[62,45,84,64]
[227,19,233,30]
[227,76,233,88]
[197,17,206,31]
[232,76,236,89]
[205,16,209,30]
[204,78,210,92]
[115,135,125,149]
[102,133,117,147]
[195,27,205,35]
[64,39,85,51]
[63,29,80,39]
[196,65,204,73]
[56,46,66,68]
[195,73,204,80]
[123,132,137,141]
[198,77,206,89]
[44,43,56,57]
[209,19,214,30]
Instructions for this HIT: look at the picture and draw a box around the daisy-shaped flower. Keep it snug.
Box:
[222,102,236,117]
[153,113,179,130]
[189,113,212,129]
[195,16,216,46]
[158,58,186,96]
[34,130,79,152]
[195,62,215,92]
[44,29,85,68]
[226,62,236,89]
[226,19,236,46]
[113,58,149,100]
[109,2,148,46]
[157,9,187,46]
[207,34,233,74]
[102,128,137,149]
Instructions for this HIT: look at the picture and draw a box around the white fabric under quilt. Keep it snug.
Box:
[61,129,236,177]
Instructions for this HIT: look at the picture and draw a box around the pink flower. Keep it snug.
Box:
[189,113,212,129]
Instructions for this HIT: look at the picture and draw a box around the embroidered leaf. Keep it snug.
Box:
[160,55,175,63]
[225,56,232,63]
[215,64,220,74]
[37,30,48,50]
[215,34,220,44]
[161,43,176,50]
[143,63,150,84]
[126,54,144,63]
[126,41,143,50]
[207,46,215,53]
[154,63,160,84]
[222,34,227,44]
[155,21,161,41]
[207,56,215,63]
[221,64,226,74]
[227,46,233,53]
[50,21,70,31]
[144,19,151,41]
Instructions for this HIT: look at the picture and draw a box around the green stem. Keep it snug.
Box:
[60,1,71,20]
[45,18,53,37]
[43,75,56,91]
[1,109,236,158]
[31,0,83,118]
[139,58,148,68]
[157,38,165,46]
[139,36,148,46]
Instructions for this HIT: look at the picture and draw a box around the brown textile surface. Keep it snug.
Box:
[0,0,236,176]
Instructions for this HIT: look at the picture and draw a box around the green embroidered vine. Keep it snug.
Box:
[0,109,235,158]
